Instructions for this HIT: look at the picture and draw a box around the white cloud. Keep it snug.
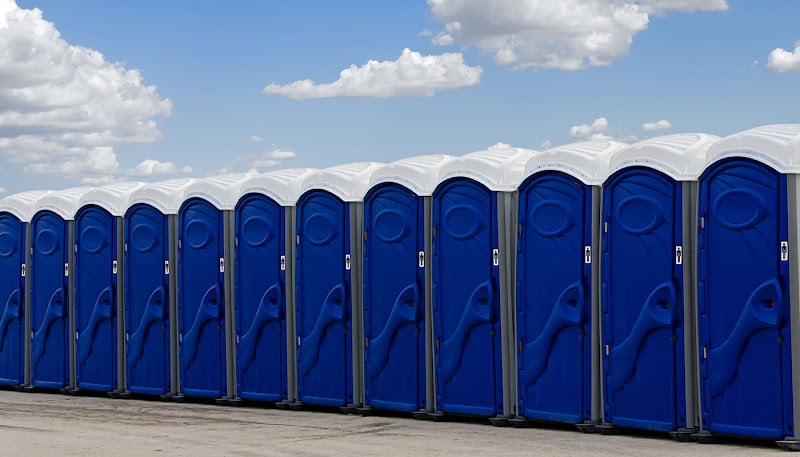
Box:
[127,159,192,177]
[219,148,297,174]
[263,48,481,99]
[570,117,608,138]
[427,0,727,70]
[80,175,125,186]
[0,0,172,181]
[767,40,800,73]
[418,29,434,37]
[488,141,512,150]
[249,135,263,143]
[540,139,552,149]
[0,186,6,193]
[642,119,672,131]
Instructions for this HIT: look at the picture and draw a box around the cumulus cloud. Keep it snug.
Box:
[642,119,672,131]
[540,139,552,149]
[488,141,512,150]
[427,0,727,70]
[418,29,434,37]
[570,117,609,138]
[0,186,6,193]
[219,148,297,174]
[127,159,192,177]
[767,40,800,73]
[0,0,172,181]
[263,48,481,99]
[249,135,263,143]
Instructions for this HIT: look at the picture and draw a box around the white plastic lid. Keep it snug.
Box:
[127,178,196,215]
[77,182,145,216]
[34,186,94,220]
[368,154,455,196]
[181,173,252,210]
[437,147,537,192]
[704,124,800,174]
[299,162,385,202]
[607,133,720,181]
[0,190,52,222]
[237,168,317,207]
[524,140,628,186]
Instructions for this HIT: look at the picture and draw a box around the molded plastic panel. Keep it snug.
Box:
[517,172,591,423]
[234,194,287,401]
[363,184,425,412]
[124,204,171,395]
[296,190,352,406]
[601,168,686,431]
[178,198,226,398]
[698,158,792,439]
[0,214,25,386]
[30,210,69,388]
[74,206,117,392]
[432,179,502,416]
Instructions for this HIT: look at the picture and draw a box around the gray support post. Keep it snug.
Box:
[285,206,298,404]
[116,217,126,393]
[168,214,180,396]
[590,187,603,425]
[68,220,77,390]
[423,196,435,412]
[495,192,518,422]
[224,210,237,400]
[785,176,800,445]
[349,202,365,408]
[681,182,700,434]
[23,223,32,387]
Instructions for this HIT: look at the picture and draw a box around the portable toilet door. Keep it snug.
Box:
[73,182,142,394]
[124,179,194,397]
[233,169,313,403]
[177,175,248,400]
[697,125,800,445]
[432,147,534,420]
[514,141,625,427]
[601,134,717,435]
[30,187,92,390]
[294,162,383,409]
[362,155,453,414]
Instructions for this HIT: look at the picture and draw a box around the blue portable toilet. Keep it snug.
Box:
[293,162,384,410]
[29,187,94,390]
[124,179,195,397]
[600,134,718,436]
[177,174,250,400]
[72,182,143,394]
[431,146,535,421]
[696,124,800,448]
[362,155,454,415]
[0,191,50,388]
[513,141,626,428]
[233,168,316,404]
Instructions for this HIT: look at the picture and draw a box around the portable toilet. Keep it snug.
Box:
[124,179,195,397]
[361,155,454,415]
[600,134,718,437]
[431,146,535,421]
[233,168,315,404]
[72,182,143,394]
[513,141,626,428]
[177,174,250,401]
[696,124,800,448]
[29,186,93,391]
[0,190,50,388]
[293,162,384,410]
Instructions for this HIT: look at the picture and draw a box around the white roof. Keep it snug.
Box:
[33,187,94,220]
[0,190,52,222]
[368,154,455,196]
[182,173,251,210]
[237,168,317,206]
[524,140,628,186]
[607,133,720,181]
[704,124,800,174]
[126,178,196,215]
[77,181,144,216]
[299,162,385,202]
[437,147,537,192]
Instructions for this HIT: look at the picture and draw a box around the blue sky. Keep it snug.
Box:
[1,0,799,193]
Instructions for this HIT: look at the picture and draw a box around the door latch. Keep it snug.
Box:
[21,264,25,277]
[781,241,789,261]
[64,263,69,277]
[219,257,225,273]
[112,260,118,274]
[345,254,351,270]
[418,251,425,268]
[164,260,170,275]
[675,246,683,265]
[584,246,591,264]
[492,249,499,266]
[280,255,286,271]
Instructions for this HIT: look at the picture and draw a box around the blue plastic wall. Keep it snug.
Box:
[30,210,70,389]
[74,206,117,392]
[124,204,171,395]
[363,183,425,412]
[234,194,287,402]
[432,178,502,417]
[698,158,792,439]
[0,213,25,386]
[296,190,353,407]
[516,172,592,424]
[178,198,227,399]
[601,168,686,431]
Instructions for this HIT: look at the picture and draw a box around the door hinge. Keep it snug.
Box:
[124,242,128,252]
[297,336,301,347]
[179,333,183,343]
[164,260,170,275]
[365,337,369,348]
[604,221,608,233]
[584,246,591,264]
[519,339,523,352]
[112,260,118,274]
[418,251,425,268]
[675,246,683,265]
[75,331,79,341]
[519,223,523,235]
[219,257,225,273]
[700,216,705,229]
[178,239,182,249]
[345,254,351,270]
[436,338,440,350]
[492,248,499,266]
[296,235,300,245]
[236,334,240,344]
[605,344,610,356]
[703,346,708,359]
[125,333,130,342]
[781,241,789,261]
[280,255,286,271]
